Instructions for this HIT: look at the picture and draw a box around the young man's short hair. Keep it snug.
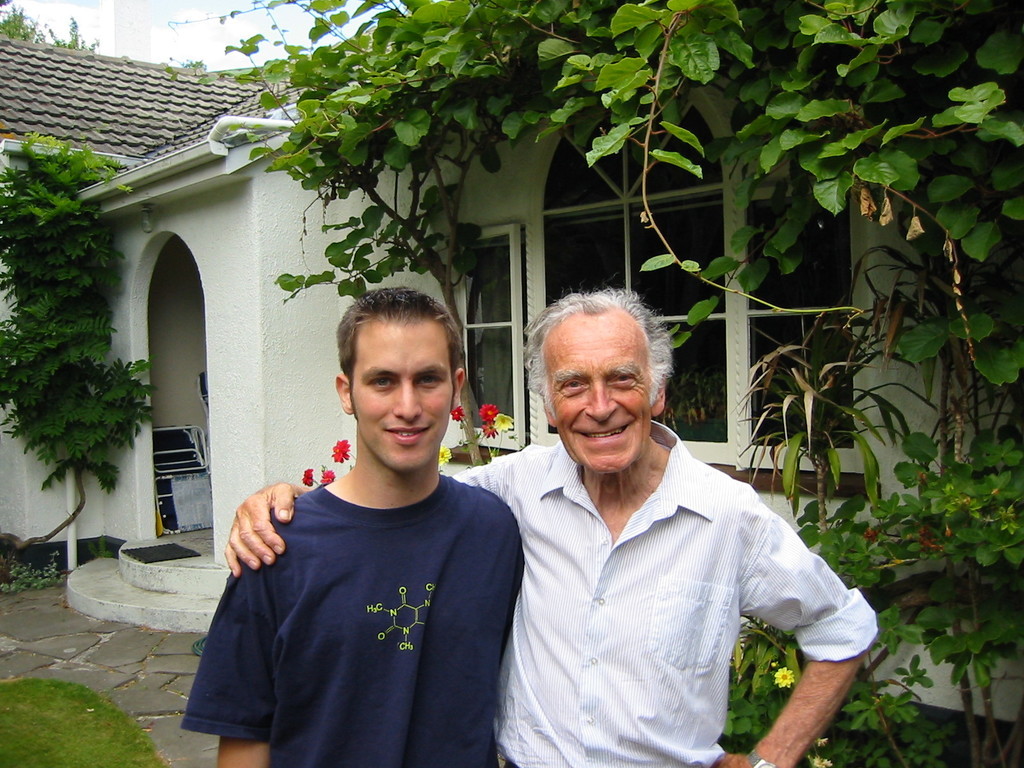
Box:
[336,287,463,377]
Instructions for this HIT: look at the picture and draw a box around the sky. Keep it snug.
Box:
[13,0,329,70]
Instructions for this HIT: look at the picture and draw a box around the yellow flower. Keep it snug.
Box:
[494,413,514,433]
[810,757,833,768]
[773,667,796,688]
[438,445,452,466]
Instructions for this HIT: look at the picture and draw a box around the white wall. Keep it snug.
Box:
[104,168,362,559]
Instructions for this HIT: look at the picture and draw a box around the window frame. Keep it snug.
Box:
[458,223,527,448]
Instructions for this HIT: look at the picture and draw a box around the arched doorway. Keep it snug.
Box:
[147,236,212,535]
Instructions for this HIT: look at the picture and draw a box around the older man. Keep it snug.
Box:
[229,288,877,768]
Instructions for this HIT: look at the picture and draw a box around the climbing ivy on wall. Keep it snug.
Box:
[0,136,152,550]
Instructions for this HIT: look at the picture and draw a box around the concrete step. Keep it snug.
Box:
[118,539,227,599]
[66,558,223,634]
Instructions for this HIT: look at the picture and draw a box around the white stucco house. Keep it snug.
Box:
[0,37,351,566]
[0,37,823,561]
[0,33,1017,729]
[0,33,931,578]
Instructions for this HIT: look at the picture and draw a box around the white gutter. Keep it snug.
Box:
[207,116,294,152]
[66,116,294,202]
[79,142,224,201]
[0,138,145,168]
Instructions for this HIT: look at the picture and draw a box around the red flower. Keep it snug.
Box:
[332,440,351,463]
[301,468,315,487]
[918,525,943,552]
[450,406,465,422]
[863,528,879,543]
[320,469,336,485]
[479,403,500,424]
[482,424,498,439]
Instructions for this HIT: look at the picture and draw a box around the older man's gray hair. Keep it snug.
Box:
[524,288,675,408]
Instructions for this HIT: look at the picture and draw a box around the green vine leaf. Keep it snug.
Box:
[667,32,720,84]
[641,254,677,272]
[976,29,1024,74]
[813,173,853,215]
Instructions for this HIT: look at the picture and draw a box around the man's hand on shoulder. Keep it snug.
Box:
[225,483,307,577]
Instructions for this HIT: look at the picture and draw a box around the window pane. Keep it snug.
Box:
[545,209,626,302]
[630,195,722,316]
[750,315,810,363]
[662,320,727,443]
[544,140,622,209]
[467,327,514,421]
[751,204,851,308]
[466,236,511,324]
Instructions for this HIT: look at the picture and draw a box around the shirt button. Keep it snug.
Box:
[596,598,606,605]
[589,657,598,665]
[586,716,595,725]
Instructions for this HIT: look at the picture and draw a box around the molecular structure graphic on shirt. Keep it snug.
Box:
[366,583,435,651]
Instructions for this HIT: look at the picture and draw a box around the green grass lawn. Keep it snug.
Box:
[0,678,167,768]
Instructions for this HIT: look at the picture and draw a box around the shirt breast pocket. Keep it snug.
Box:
[647,577,734,673]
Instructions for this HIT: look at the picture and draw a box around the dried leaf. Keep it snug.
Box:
[883,301,905,359]
[859,186,877,219]
[906,215,924,240]
[879,194,894,226]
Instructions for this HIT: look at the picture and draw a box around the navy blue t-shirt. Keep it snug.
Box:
[182,476,523,768]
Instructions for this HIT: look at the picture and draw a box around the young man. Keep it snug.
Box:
[182,287,523,768]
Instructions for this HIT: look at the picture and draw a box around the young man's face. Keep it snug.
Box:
[337,319,464,485]
[543,309,666,476]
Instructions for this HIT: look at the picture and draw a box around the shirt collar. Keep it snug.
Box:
[540,439,589,509]
[654,423,716,522]
[538,422,716,523]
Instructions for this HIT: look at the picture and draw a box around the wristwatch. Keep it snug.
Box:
[748,750,779,768]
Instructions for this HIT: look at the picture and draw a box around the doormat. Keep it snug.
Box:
[121,543,201,563]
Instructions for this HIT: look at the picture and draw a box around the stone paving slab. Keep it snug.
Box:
[0,649,54,678]
[167,674,195,698]
[165,758,217,768]
[26,665,136,692]
[0,602,123,641]
[0,588,65,610]
[154,633,206,656]
[147,716,218,767]
[117,671,177,695]
[110,682,189,717]
[19,632,101,660]
[148,653,201,676]
[86,626,166,667]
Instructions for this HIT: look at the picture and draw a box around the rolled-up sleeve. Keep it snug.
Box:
[744,512,878,662]
[794,587,877,660]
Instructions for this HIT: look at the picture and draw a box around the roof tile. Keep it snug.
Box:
[0,36,265,157]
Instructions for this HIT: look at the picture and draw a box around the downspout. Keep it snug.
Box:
[207,117,294,152]
[66,480,78,570]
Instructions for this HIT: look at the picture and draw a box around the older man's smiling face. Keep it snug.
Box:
[543,308,666,476]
